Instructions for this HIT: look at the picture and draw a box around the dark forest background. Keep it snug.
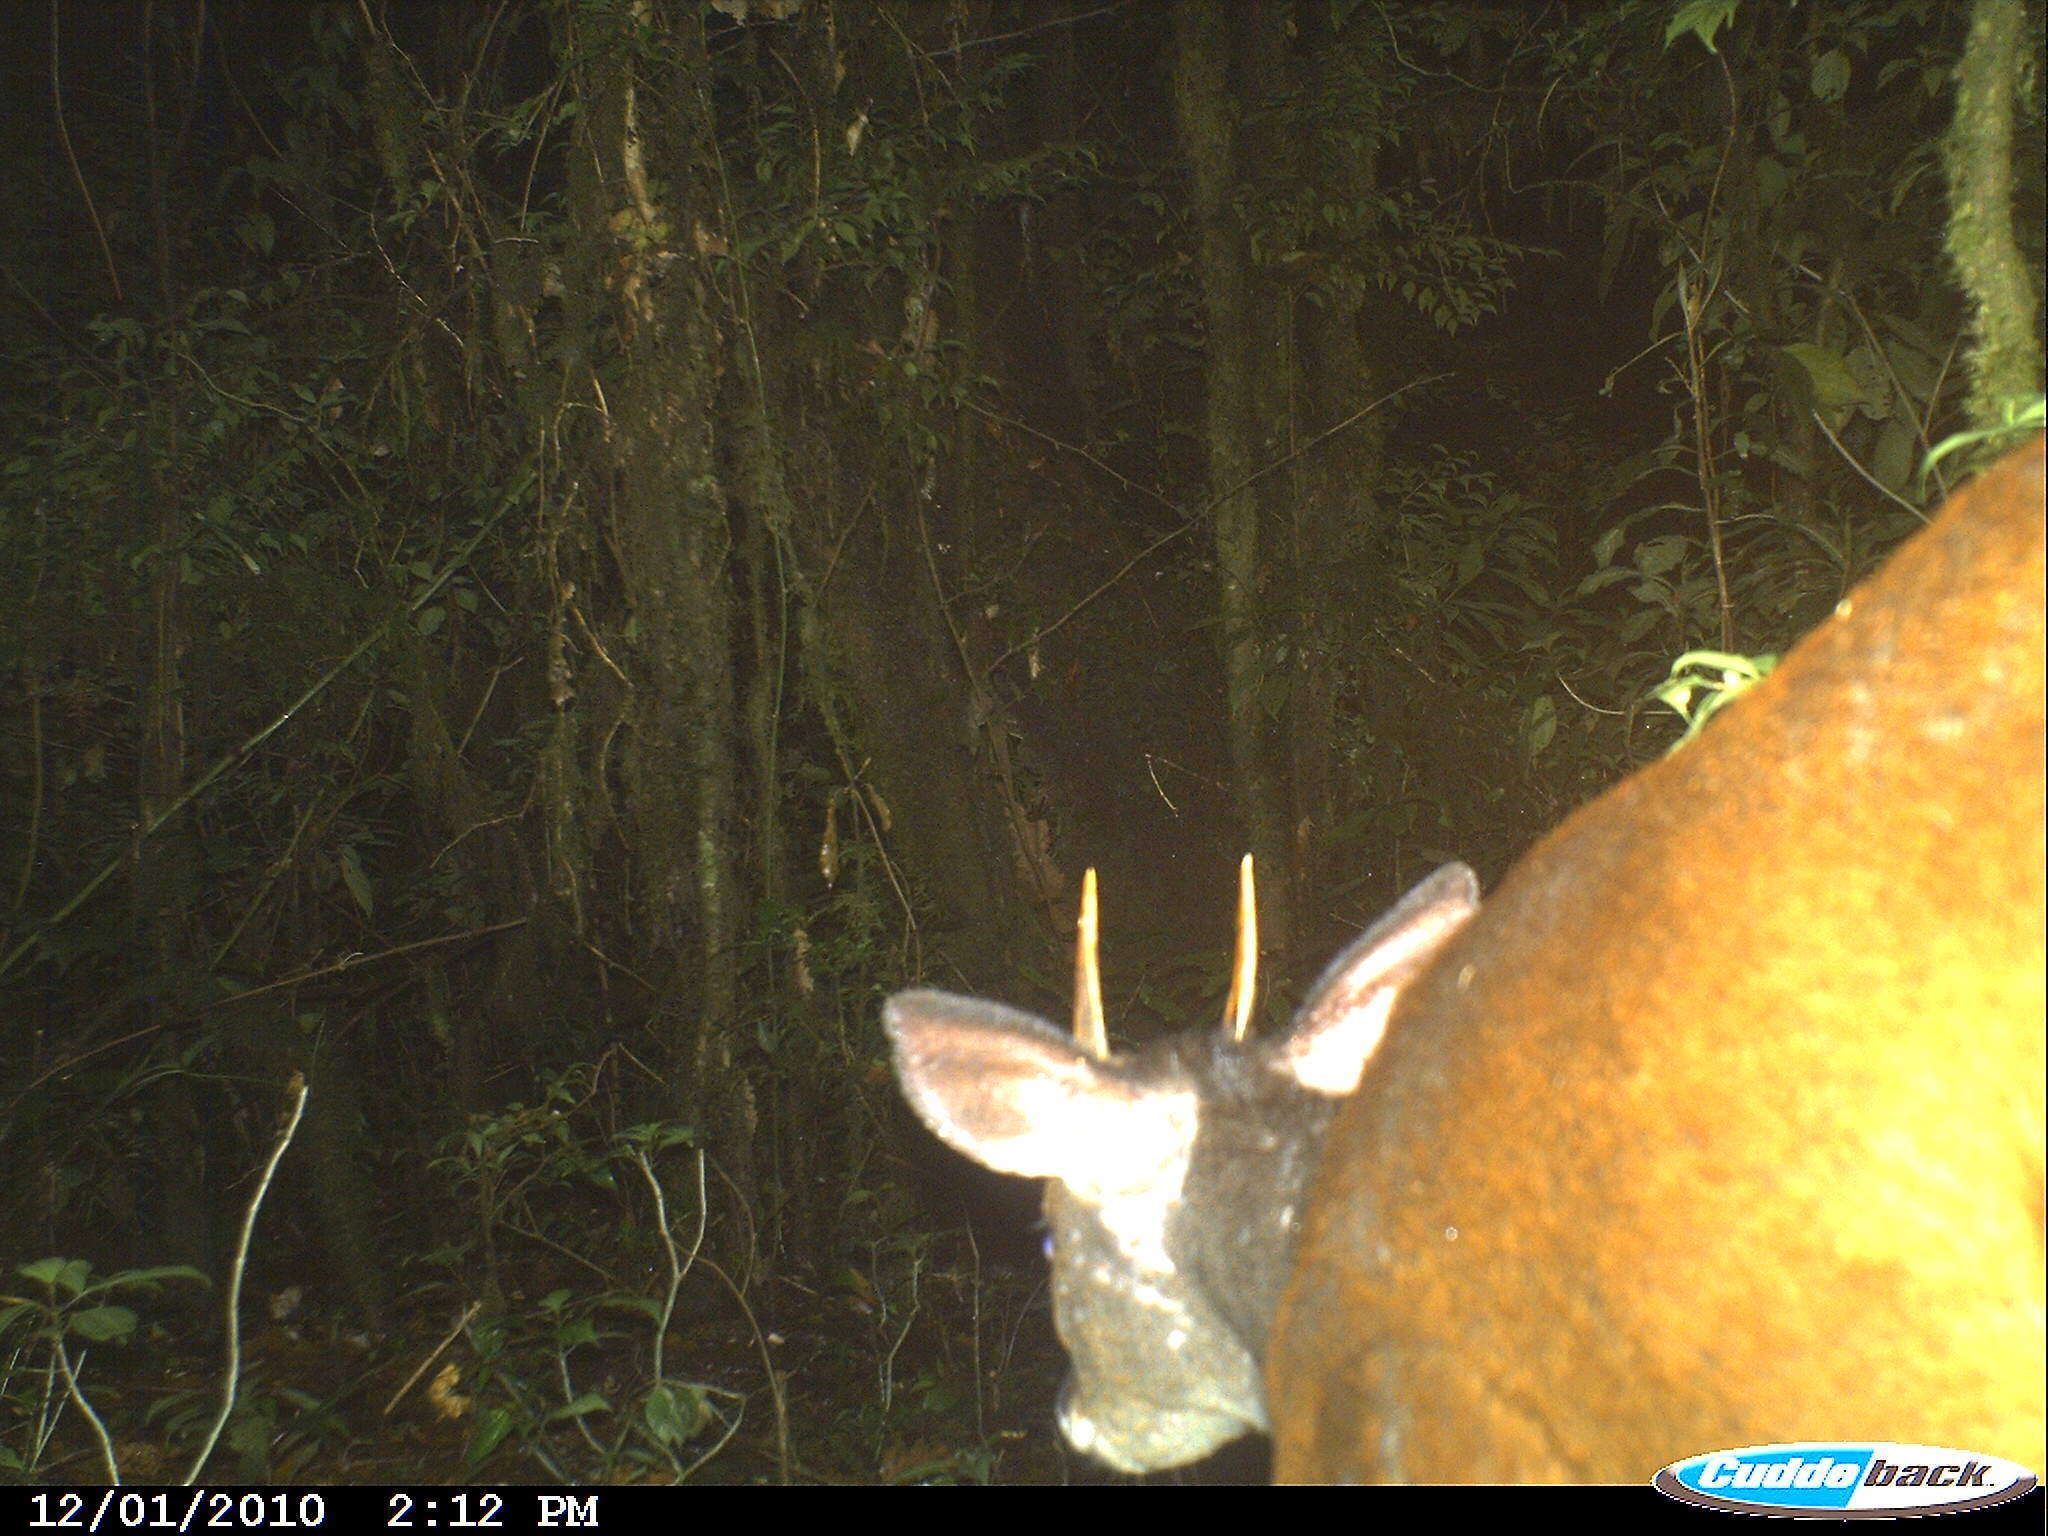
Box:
[0,0,2040,1485]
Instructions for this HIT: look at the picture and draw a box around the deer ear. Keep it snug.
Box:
[885,991,1200,1199]
[1277,864,1479,1096]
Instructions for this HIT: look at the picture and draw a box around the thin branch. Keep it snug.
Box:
[183,1073,309,1484]
[48,1,122,302]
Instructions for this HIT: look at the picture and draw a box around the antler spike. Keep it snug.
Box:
[1074,867,1108,1058]
[1223,853,1258,1042]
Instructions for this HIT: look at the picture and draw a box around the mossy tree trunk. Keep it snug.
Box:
[569,9,753,1236]
[1943,0,2043,439]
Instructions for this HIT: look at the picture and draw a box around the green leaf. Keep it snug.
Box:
[1810,49,1851,103]
[1753,155,1788,209]
[340,845,374,919]
[1781,342,1869,412]
[603,1295,665,1323]
[1633,535,1689,577]
[1520,694,1557,759]
[642,1382,710,1446]
[103,1265,210,1291]
[544,1391,611,1425]
[20,1258,91,1295]
[1666,1,1740,55]
[1449,540,1482,589]
[466,1406,517,1466]
[69,1305,138,1343]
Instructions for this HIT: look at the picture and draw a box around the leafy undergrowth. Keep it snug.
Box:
[2,1068,1082,1486]
[2,1234,1079,1486]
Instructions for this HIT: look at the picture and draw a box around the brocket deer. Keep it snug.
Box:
[887,436,2046,1482]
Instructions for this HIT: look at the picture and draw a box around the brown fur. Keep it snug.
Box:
[1270,438,2046,1481]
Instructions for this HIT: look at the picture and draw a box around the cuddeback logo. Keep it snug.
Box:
[1655,1442,2039,1517]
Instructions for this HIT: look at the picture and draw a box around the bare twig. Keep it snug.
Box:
[184,1073,309,1483]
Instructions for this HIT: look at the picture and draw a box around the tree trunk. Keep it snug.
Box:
[1173,0,1293,958]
